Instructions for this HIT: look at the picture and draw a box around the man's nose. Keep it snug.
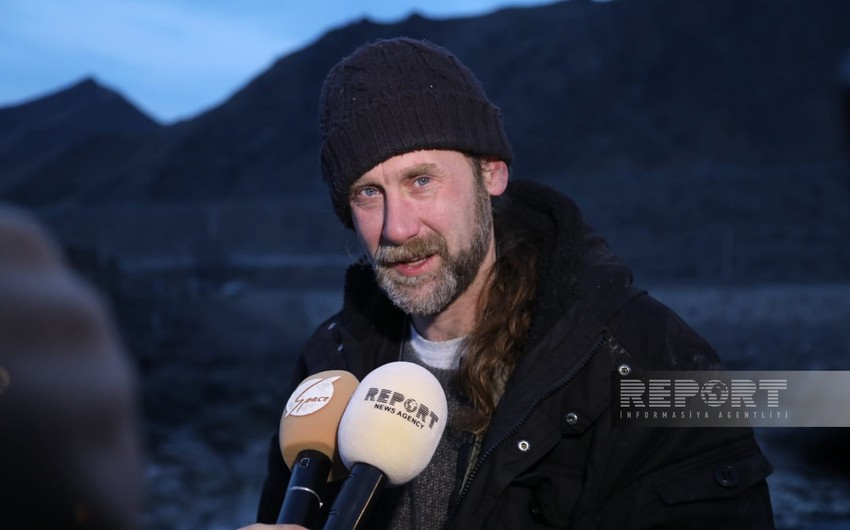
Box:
[381,196,420,245]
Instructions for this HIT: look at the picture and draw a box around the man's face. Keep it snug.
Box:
[349,150,506,316]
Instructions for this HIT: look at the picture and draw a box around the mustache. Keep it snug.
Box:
[372,234,448,266]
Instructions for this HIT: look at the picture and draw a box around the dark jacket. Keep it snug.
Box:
[258,180,775,529]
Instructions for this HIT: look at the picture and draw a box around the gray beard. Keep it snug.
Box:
[372,188,492,316]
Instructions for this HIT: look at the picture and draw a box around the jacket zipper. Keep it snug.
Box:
[447,330,609,522]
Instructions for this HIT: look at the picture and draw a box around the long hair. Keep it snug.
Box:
[454,158,540,436]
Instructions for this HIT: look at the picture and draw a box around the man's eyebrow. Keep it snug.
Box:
[400,163,440,179]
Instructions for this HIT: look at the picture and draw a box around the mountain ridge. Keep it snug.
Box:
[1,0,849,282]
[3,0,849,208]
[0,77,163,205]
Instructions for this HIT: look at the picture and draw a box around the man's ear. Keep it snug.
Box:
[481,159,509,197]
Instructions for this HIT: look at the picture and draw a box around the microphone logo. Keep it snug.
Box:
[362,386,441,429]
[286,375,342,417]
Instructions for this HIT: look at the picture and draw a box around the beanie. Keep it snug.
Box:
[319,37,513,227]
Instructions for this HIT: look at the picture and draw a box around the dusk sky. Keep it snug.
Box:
[0,0,563,124]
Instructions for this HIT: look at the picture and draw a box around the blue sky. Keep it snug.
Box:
[0,0,558,124]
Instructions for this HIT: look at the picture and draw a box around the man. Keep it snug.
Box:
[252,37,775,529]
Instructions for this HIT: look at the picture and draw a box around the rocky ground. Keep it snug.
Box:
[133,284,850,530]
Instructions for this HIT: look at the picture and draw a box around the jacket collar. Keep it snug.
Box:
[490,179,585,352]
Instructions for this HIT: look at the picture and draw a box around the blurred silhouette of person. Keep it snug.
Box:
[0,204,142,529]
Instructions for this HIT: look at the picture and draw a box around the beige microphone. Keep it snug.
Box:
[323,361,448,529]
[277,370,359,527]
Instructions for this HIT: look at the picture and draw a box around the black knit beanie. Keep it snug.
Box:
[319,37,513,227]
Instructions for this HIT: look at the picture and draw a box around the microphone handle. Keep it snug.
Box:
[322,462,386,530]
[277,449,333,527]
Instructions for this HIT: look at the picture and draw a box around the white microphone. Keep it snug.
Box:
[322,361,448,530]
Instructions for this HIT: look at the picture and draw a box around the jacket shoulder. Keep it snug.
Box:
[606,290,725,371]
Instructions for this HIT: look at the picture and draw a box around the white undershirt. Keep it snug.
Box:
[408,323,465,370]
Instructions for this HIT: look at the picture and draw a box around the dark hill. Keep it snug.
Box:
[1,0,849,282]
[143,0,850,202]
[5,0,846,207]
[0,78,158,139]
[0,78,162,205]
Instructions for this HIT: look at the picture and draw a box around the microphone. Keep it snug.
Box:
[322,361,448,530]
[277,370,359,527]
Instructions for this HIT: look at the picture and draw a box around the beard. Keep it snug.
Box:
[371,181,493,316]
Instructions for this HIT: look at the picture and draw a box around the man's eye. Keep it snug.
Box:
[414,176,431,187]
[357,186,380,198]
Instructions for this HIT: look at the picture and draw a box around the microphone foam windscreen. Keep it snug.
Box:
[279,370,359,477]
[337,361,448,486]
